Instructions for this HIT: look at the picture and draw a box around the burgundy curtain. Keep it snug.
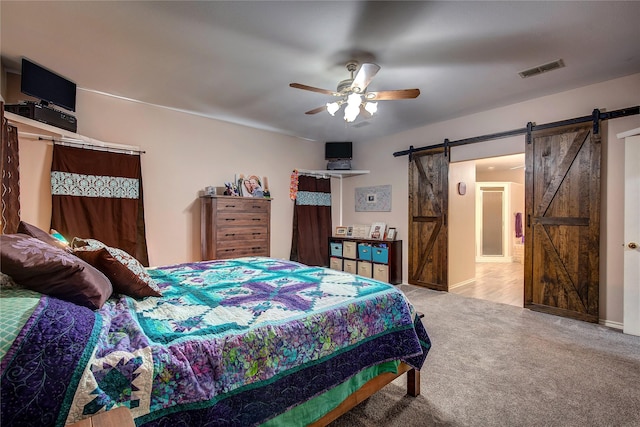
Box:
[51,145,149,265]
[290,175,332,266]
[1,106,20,235]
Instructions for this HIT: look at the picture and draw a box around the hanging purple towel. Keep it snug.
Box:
[515,212,523,238]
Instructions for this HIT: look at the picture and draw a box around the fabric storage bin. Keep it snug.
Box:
[357,261,372,278]
[357,243,372,261]
[373,264,389,282]
[329,257,343,271]
[372,246,389,264]
[343,259,357,274]
[330,242,343,257]
[343,241,357,259]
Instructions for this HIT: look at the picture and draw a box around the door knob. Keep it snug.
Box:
[629,242,638,249]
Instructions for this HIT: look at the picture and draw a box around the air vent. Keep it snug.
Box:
[518,59,565,78]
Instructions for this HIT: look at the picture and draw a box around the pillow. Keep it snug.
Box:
[74,248,161,298]
[0,234,112,309]
[50,228,70,246]
[71,237,106,250]
[73,238,161,296]
[0,272,20,289]
[17,221,71,252]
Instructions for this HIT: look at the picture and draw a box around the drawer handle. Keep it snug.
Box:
[225,233,236,237]
[252,247,262,250]
[252,232,261,235]
[225,205,236,208]
[252,218,261,221]
[225,218,236,221]
[224,249,236,252]
[252,205,262,209]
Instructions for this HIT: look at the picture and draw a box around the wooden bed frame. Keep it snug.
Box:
[310,363,420,426]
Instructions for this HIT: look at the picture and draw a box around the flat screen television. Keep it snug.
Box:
[20,58,76,112]
[325,141,352,160]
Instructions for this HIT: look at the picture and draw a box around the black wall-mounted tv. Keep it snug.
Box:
[20,58,76,112]
[325,141,352,160]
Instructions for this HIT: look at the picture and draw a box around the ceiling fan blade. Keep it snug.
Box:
[290,83,336,96]
[351,63,380,93]
[305,105,327,115]
[366,88,420,101]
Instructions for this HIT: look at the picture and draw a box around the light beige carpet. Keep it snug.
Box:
[330,286,640,427]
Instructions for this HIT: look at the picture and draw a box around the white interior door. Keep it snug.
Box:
[623,133,640,336]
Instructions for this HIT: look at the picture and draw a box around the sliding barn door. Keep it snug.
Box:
[408,149,448,290]
[524,123,600,322]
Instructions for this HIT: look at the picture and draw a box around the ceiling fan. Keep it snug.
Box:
[290,61,420,122]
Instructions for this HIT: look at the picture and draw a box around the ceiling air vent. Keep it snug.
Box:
[518,59,565,78]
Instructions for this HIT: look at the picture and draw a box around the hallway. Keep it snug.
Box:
[450,262,524,307]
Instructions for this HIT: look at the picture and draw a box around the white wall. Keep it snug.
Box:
[342,73,640,325]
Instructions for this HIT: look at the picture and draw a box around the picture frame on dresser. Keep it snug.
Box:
[386,227,396,240]
[368,222,386,240]
[335,226,348,236]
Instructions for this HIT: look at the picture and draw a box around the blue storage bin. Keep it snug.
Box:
[372,246,389,263]
[357,243,372,261]
[330,242,343,257]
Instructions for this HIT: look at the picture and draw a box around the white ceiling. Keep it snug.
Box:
[2,1,639,144]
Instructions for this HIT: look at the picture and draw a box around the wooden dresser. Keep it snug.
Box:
[200,196,271,260]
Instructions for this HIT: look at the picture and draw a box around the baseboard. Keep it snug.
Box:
[599,319,623,330]
[449,278,475,290]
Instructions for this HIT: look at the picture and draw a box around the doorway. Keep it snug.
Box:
[449,154,525,307]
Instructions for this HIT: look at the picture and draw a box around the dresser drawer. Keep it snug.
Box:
[217,226,268,241]
[216,199,270,213]
[217,238,268,250]
[216,212,268,227]
[216,246,269,259]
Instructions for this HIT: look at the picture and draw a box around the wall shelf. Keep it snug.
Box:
[4,111,140,152]
[297,169,369,179]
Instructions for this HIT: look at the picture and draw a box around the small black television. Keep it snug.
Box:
[325,142,352,160]
[21,58,76,112]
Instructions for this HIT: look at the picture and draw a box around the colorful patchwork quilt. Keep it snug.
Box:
[1,257,430,426]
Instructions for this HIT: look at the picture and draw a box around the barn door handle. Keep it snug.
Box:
[527,214,531,227]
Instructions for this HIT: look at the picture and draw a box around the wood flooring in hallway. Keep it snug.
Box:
[450,262,524,307]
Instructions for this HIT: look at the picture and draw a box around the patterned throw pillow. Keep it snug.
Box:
[0,234,112,309]
[0,272,20,289]
[73,238,161,297]
[74,248,161,298]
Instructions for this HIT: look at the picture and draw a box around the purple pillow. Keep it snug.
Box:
[17,221,71,252]
[0,234,112,309]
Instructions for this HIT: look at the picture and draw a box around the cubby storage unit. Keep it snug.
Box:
[328,237,402,284]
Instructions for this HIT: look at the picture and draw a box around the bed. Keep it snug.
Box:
[1,230,430,426]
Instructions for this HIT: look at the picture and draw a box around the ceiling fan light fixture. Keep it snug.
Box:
[364,101,378,115]
[344,93,362,122]
[326,102,340,116]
